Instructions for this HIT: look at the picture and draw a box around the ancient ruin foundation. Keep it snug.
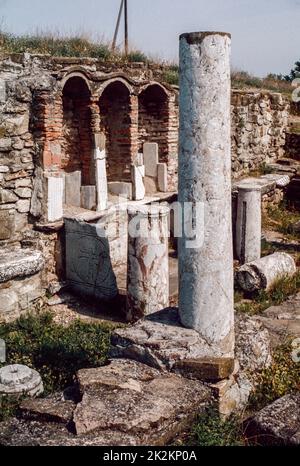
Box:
[178,32,234,356]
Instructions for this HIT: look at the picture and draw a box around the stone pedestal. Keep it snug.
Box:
[178,31,234,357]
[126,205,169,321]
[236,186,261,264]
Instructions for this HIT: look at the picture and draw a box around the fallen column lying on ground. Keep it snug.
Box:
[236,252,297,292]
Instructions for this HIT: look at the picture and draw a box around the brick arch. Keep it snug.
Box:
[99,80,132,182]
[96,77,134,100]
[138,83,170,162]
[61,76,93,185]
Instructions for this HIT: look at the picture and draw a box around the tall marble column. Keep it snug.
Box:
[126,205,169,321]
[178,32,234,357]
[236,186,261,264]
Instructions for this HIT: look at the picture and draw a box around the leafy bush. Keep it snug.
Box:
[191,407,244,446]
[0,311,111,394]
[249,342,300,410]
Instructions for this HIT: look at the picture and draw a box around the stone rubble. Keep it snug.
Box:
[245,393,300,445]
[0,359,212,446]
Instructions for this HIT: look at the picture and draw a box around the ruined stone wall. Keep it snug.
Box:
[231,91,289,177]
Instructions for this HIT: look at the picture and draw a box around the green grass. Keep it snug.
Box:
[235,269,300,315]
[249,341,300,411]
[0,311,111,395]
[263,202,300,239]
[0,31,148,63]
[190,407,244,446]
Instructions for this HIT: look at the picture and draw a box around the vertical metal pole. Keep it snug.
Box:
[112,0,124,51]
[124,0,129,55]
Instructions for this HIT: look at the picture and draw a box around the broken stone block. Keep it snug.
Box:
[81,185,96,211]
[108,181,132,200]
[0,364,43,397]
[111,308,228,370]
[245,393,300,445]
[144,142,158,177]
[157,162,168,192]
[47,176,63,222]
[0,210,14,240]
[111,310,272,416]
[210,314,272,417]
[173,358,235,382]
[65,171,81,207]
[236,252,296,292]
[73,359,211,443]
[0,249,44,283]
[20,396,75,425]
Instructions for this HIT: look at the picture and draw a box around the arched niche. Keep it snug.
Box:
[138,84,169,161]
[62,76,93,185]
[99,80,132,182]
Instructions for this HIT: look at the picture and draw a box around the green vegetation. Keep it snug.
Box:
[162,65,179,86]
[0,395,20,422]
[235,269,300,315]
[249,342,300,410]
[284,60,300,82]
[0,30,294,95]
[263,203,300,239]
[231,70,292,96]
[191,407,244,446]
[0,31,148,63]
[0,311,111,394]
